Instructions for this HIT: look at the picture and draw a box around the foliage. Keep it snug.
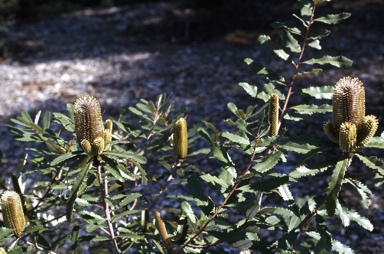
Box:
[1,0,383,253]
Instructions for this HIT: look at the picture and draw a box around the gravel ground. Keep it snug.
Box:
[1,0,384,253]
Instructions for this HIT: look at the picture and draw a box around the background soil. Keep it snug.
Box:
[0,0,383,253]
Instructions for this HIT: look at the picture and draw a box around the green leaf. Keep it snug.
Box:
[271,21,301,35]
[67,160,92,221]
[42,111,51,131]
[281,30,301,53]
[222,132,250,145]
[331,239,354,254]
[200,173,228,190]
[227,102,246,119]
[102,151,147,164]
[239,82,258,98]
[250,175,289,192]
[301,86,333,99]
[53,112,75,132]
[0,227,14,242]
[244,58,286,84]
[252,151,283,173]
[120,193,142,207]
[315,13,351,25]
[277,184,293,201]
[290,104,332,115]
[355,154,384,174]
[187,176,208,202]
[308,39,321,50]
[51,152,85,166]
[181,201,196,224]
[348,211,373,231]
[71,226,80,254]
[364,137,384,149]
[303,55,353,68]
[258,35,291,61]
[277,136,333,154]
[293,68,323,79]
[325,155,349,216]
[345,178,372,209]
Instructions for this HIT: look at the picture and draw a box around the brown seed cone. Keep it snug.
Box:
[268,93,279,137]
[173,118,188,159]
[1,191,26,237]
[332,77,365,132]
[73,95,104,150]
[155,211,173,254]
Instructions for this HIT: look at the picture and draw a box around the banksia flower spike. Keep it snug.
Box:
[173,118,188,159]
[0,247,6,254]
[268,93,279,137]
[1,190,26,237]
[73,95,113,157]
[324,77,379,152]
[155,211,173,254]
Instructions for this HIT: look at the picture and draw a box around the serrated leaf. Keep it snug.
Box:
[252,151,283,173]
[102,151,147,164]
[200,173,228,189]
[363,136,384,149]
[302,86,333,99]
[291,104,332,114]
[120,193,142,207]
[42,111,51,131]
[345,178,372,209]
[335,201,350,227]
[281,30,301,53]
[355,154,384,174]
[227,102,246,119]
[250,175,289,192]
[53,112,75,132]
[315,12,351,25]
[293,68,323,79]
[348,211,373,231]
[239,82,258,98]
[222,132,250,145]
[331,239,354,254]
[277,136,332,154]
[187,176,208,202]
[181,201,196,224]
[231,239,253,250]
[277,184,293,201]
[244,59,285,85]
[325,155,349,216]
[303,55,352,68]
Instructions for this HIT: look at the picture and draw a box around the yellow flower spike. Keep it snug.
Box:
[173,118,188,159]
[73,95,105,156]
[339,122,357,153]
[92,137,105,156]
[0,247,6,254]
[268,93,279,137]
[1,190,26,237]
[155,211,173,254]
[103,119,113,151]
[357,115,379,147]
[80,139,93,157]
[323,120,339,144]
[332,77,365,131]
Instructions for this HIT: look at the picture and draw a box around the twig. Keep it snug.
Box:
[95,157,121,253]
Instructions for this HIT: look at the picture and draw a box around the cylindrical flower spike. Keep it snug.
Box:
[268,93,279,137]
[332,77,365,131]
[323,120,338,144]
[1,190,26,237]
[155,211,173,254]
[339,122,357,153]
[0,247,6,254]
[73,95,113,156]
[173,118,188,159]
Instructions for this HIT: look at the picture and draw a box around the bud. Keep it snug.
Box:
[339,122,357,153]
[323,120,338,144]
[73,95,113,156]
[268,93,279,137]
[1,190,26,237]
[357,115,379,147]
[155,211,173,254]
[173,118,188,159]
[332,77,365,131]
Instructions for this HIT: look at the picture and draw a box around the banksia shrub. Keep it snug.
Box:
[1,190,25,237]
[73,95,113,157]
[324,77,378,151]
[268,93,279,137]
[173,118,188,159]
